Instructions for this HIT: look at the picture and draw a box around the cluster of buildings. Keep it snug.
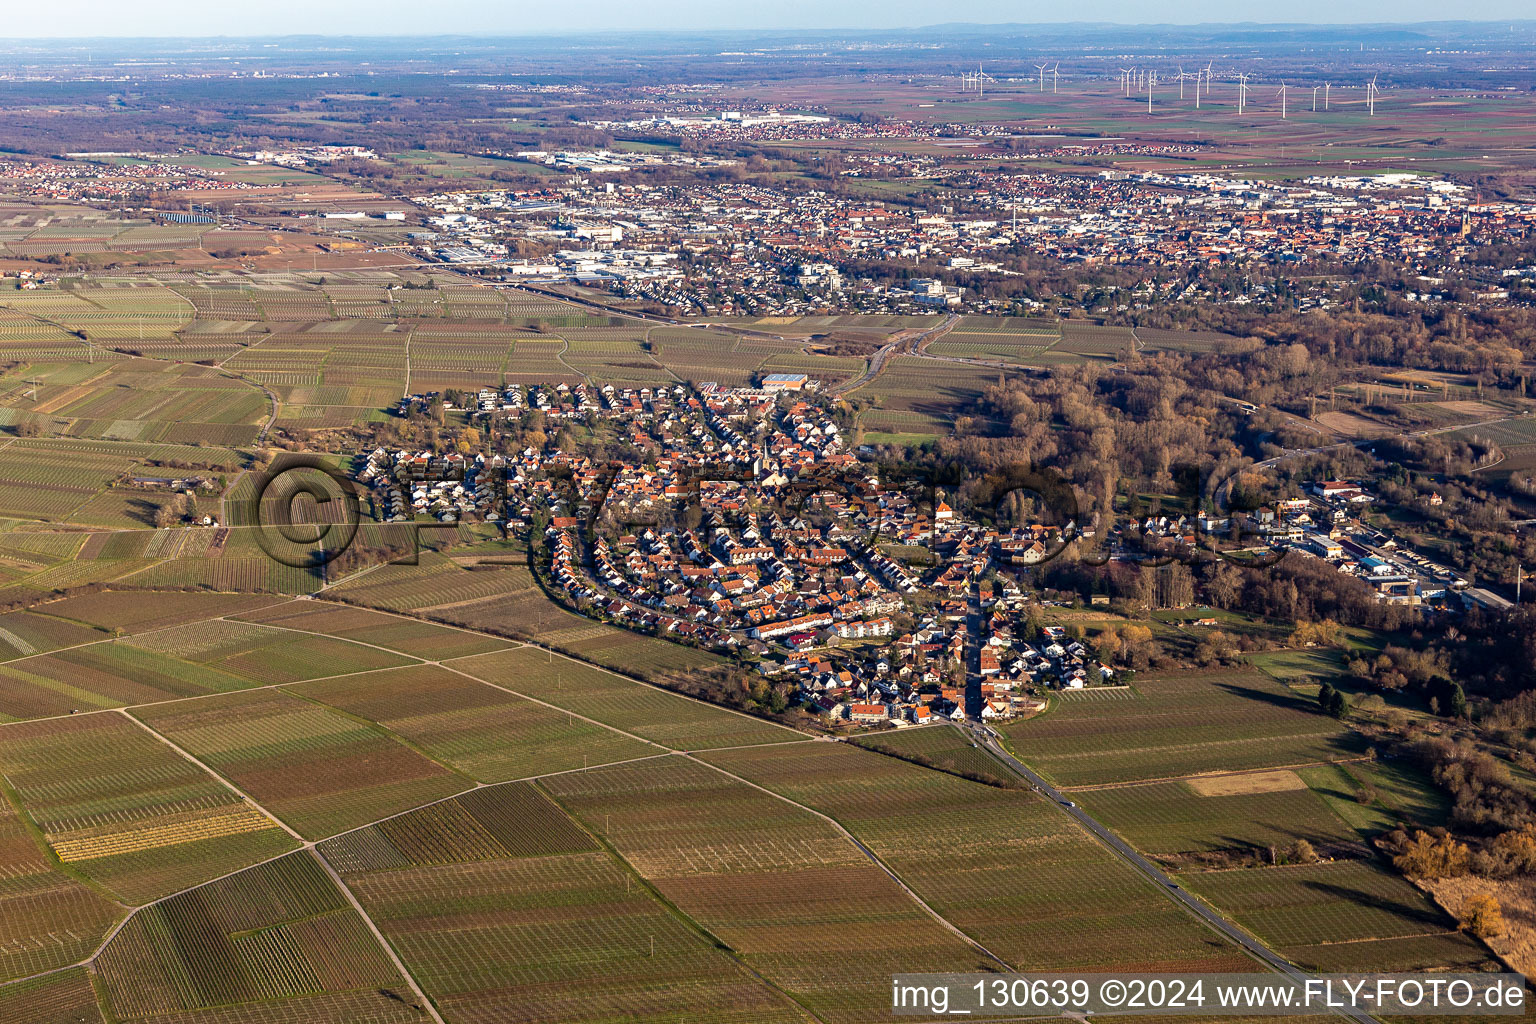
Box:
[950,168,1529,283]
[832,141,1201,180]
[355,380,1127,726]
[231,145,377,167]
[1181,478,1470,607]
[359,390,1505,720]
[511,149,737,174]
[357,446,500,521]
[409,180,1028,315]
[579,109,1071,147]
[407,162,1534,316]
[0,157,256,203]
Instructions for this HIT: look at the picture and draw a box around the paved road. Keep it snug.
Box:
[964,724,1382,1024]
[964,590,984,718]
[835,312,960,396]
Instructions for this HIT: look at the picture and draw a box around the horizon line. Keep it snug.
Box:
[3,19,1536,44]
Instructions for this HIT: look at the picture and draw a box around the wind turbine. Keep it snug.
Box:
[1050,63,1060,94]
[1367,75,1378,116]
[1324,81,1331,110]
[1119,67,1134,96]
[1178,66,1187,100]
[1194,69,1203,109]
[1277,82,1288,119]
[1236,74,1250,115]
[1035,63,1049,92]
[1148,75,1155,114]
[975,63,995,98]
[1203,61,1214,99]
[1312,84,1319,112]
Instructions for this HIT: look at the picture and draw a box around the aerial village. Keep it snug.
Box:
[354,372,1485,728]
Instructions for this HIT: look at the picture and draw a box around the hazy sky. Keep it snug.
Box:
[3,0,1532,38]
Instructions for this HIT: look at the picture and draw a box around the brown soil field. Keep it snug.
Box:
[1187,769,1308,797]
[1315,411,1395,438]
[1433,400,1505,418]
[252,251,418,271]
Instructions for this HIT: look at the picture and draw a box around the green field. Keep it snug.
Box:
[293,664,661,782]
[121,617,416,683]
[93,851,418,1022]
[854,723,1024,787]
[0,790,121,984]
[0,713,297,903]
[133,688,470,839]
[1001,670,1365,787]
[449,647,804,751]
[0,969,106,1024]
[542,756,991,1023]
[232,599,515,660]
[700,742,1251,976]
[32,589,284,633]
[1075,775,1362,858]
[320,782,808,1024]
[1185,860,1487,972]
[0,641,288,720]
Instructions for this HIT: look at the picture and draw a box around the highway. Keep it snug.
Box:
[963,721,1383,1024]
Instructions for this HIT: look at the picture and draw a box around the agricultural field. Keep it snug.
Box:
[1055,321,1137,358]
[0,436,251,541]
[1448,415,1536,448]
[0,789,122,985]
[558,626,732,675]
[413,578,605,634]
[699,742,1251,975]
[0,437,167,521]
[450,646,805,751]
[1185,860,1489,972]
[859,356,1012,426]
[1074,772,1365,859]
[1132,327,1246,354]
[0,641,284,721]
[0,969,105,1024]
[928,317,1061,363]
[1001,670,1365,787]
[857,406,950,439]
[30,589,283,633]
[1296,759,1450,836]
[328,555,733,677]
[293,664,661,782]
[324,552,537,611]
[133,688,471,839]
[0,607,106,659]
[321,782,808,1024]
[0,713,297,903]
[0,360,268,447]
[0,283,193,342]
[853,723,1023,788]
[120,617,415,683]
[541,756,993,1023]
[92,850,420,1023]
[232,598,514,660]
